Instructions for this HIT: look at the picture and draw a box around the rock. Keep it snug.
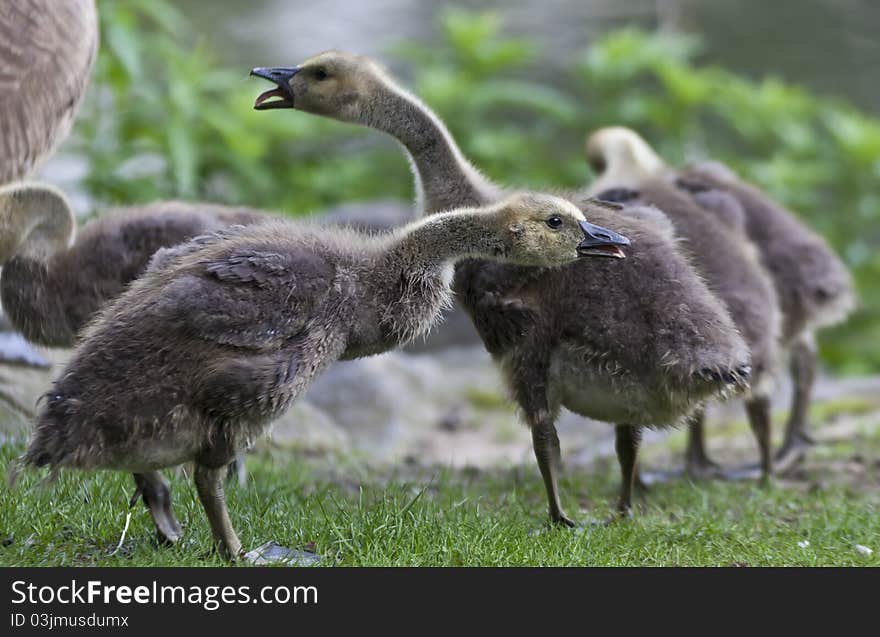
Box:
[0,332,51,368]
[302,351,448,458]
[243,541,320,566]
[0,311,50,368]
[267,399,351,454]
[0,348,73,438]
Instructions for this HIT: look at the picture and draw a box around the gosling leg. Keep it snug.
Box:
[194,463,243,560]
[133,471,182,544]
[684,408,723,479]
[614,425,642,517]
[530,415,575,527]
[776,335,817,473]
[744,394,773,484]
[193,463,319,565]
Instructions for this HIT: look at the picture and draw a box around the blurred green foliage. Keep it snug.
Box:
[74,3,878,373]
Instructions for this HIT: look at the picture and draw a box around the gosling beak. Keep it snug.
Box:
[577,220,631,259]
[251,66,300,110]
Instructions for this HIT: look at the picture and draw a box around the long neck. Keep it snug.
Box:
[367,81,501,215]
[386,209,507,275]
[369,209,507,347]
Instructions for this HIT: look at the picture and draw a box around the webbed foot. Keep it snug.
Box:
[528,512,579,536]
[551,512,577,528]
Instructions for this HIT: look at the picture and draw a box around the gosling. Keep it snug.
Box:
[250,52,753,524]
[0,183,271,347]
[14,193,628,562]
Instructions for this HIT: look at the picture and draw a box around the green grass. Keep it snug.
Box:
[1,427,878,567]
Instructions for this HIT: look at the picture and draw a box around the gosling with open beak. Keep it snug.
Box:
[250,66,299,109]
[577,220,630,258]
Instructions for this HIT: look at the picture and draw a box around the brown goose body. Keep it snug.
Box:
[0,0,98,183]
[0,0,98,367]
[677,163,854,342]
[455,201,748,426]
[587,180,780,391]
[0,198,273,347]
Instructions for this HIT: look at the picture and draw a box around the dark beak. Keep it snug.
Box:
[250,66,300,110]
[577,220,631,259]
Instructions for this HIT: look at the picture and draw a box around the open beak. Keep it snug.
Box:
[577,220,630,259]
[250,66,300,110]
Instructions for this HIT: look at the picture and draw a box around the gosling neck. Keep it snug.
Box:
[386,208,509,276]
[366,79,501,215]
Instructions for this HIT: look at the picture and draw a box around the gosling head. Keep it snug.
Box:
[251,51,394,123]
[585,127,667,189]
[493,193,630,266]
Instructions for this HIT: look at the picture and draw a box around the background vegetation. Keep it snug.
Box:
[73,2,879,372]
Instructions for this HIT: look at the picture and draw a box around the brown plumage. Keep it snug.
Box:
[0,0,98,367]
[585,127,783,481]
[16,193,625,561]
[251,52,753,524]
[0,185,273,347]
[0,0,98,183]
[675,160,855,468]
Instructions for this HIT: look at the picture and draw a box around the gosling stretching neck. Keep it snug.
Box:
[386,206,507,271]
[368,81,501,213]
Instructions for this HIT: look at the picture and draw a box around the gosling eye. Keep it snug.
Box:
[314,68,329,81]
[545,215,563,230]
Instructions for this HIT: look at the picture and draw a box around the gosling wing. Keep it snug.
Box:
[155,248,336,351]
